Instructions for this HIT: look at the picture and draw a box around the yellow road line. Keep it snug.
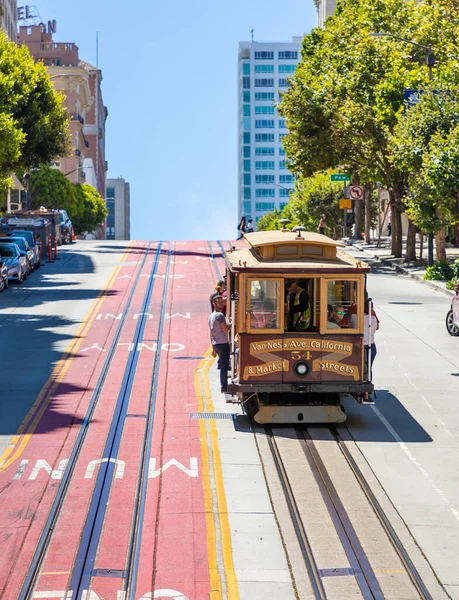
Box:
[0,244,134,473]
[195,349,243,600]
[195,349,222,599]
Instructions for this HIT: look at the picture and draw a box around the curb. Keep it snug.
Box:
[351,244,455,298]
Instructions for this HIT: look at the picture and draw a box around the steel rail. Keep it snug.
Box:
[18,241,157,600]
[69,242,167,598]
[298,428,384,599]
[123,244,172,600]
[264,426,327,600]
[331,427,434,600]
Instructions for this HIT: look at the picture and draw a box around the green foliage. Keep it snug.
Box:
[392,92,459,232]
[72,184,108,235]
[30,167,107,236]
[424,261,453,281]
[0,31,70,181]
[446,260,459,290]
[255,209,283,232]
[30,166,78,213]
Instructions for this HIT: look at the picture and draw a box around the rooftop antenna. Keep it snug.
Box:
[251,29,254,42]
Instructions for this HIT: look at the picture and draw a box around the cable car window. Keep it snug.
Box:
[276,245,298,256]
[301,246,323,256]
[248,279,282,331]
[326,280,358,331]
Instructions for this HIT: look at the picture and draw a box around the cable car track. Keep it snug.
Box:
[264,425,435,600]
[18,241,172,600]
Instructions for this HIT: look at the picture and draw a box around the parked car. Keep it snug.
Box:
[0,237,33,276]
[0,258,8,291]
[6,230,40,269]
[0,244,26,283]
[59,210,73,244]
[446,286,459,336]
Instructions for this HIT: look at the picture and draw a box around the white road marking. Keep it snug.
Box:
[148,458,198,479]
[372,405,459,524]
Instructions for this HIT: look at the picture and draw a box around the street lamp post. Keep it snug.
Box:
[371,32,436,265]
[63,166,92,177]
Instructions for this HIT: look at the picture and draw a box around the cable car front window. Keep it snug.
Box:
[248,279,281,330]
[326,280,358,330]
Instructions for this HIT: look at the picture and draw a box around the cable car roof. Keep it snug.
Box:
[243,230,346,249]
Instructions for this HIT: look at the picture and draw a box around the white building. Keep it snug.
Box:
[238,37,303,224]
[1,0,17,41]
[106,178,130,240]
[316,0,337,26]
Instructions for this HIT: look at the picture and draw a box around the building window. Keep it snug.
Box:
[243,160,251,172]
[243,146,251,158]
[279,147,286,155]
[279,120,286,128]
[255,64,274,73]
[243,91,250,103]
[279,51,298,60]
[256,174,275,183]
[280,202,289,210]
[256,192,275,201]
[279,160,287,169]
[255,78,274,87]
[106,199,115,211]
[244,201,252,214]
[255,133,275,142]
[106,215,115,227]
[279,188,292,197]
[256,161,275,170]
[255,92,275,101]
[280,175,294,184]
[243,76,251,89]
[255,120,274,128]
[255,106,274,115]
[279,133,287,142]
[244,187,251,199]
[278,79,288,87]
[106,187,115,199]
[242,63,250,75]
[255,147,275,156]
[255,200,275,209]
[254,51,274,60]
[243,132,251,144]
[243,117,251,131]
[279,64,296,73]
[243,105,251,117]
[244,174,251,185]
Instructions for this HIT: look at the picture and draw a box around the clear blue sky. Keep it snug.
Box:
[34,0,317,240]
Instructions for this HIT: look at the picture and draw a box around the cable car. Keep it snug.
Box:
[224,229,374,423]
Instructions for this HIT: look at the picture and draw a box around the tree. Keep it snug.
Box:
[72,184,107,235]
[256,209,283,232]
[279,0,459,259]
[391,92,459,261]
[29,166,78,213]
[0,31,70,183]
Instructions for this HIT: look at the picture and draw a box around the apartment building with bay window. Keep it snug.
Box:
[238,37,302,225]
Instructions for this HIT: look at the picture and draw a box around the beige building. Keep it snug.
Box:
[1,0,17,41]
[17,24,108,201]
[315,0,337,26]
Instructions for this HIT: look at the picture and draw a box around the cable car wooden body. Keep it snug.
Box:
[224,230,374,423]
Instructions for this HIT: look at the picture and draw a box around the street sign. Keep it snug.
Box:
[331,174,351,182]
[339,199,352,209]
[349,185,364,201]
[380,188,390,202]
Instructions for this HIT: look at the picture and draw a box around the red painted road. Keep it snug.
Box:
[0,240,227,600]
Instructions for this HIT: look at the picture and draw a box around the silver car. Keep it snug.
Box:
[6,230,40,269]
[0,258,8,291]
[0,244,26,283]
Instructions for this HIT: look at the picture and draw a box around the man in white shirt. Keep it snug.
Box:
[208,296,231,392]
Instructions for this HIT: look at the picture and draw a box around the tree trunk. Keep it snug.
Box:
[364,188,371,244]
[405,220,417,262]
[435,228,447,262]
[354,196,362,240]
[390,193,403,258]
[419,230,424,263]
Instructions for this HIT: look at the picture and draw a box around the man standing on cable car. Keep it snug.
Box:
[285,279,309,332]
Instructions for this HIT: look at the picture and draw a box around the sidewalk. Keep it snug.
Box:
[348,237,458,297]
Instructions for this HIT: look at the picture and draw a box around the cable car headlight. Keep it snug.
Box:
[294,361,310,377]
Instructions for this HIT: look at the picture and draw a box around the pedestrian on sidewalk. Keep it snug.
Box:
[208,295,232,393]
[317,214,331,236]
[351,299,377,381]
[237,216,246,240]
